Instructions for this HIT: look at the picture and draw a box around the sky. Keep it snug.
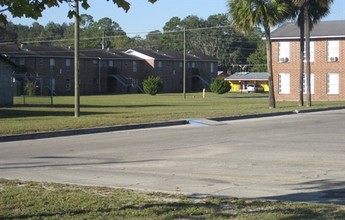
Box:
[5,0,345,37]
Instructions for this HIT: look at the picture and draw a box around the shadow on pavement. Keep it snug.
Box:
[261,179,345,205]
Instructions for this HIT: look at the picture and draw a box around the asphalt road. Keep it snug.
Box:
[1,109,345,204]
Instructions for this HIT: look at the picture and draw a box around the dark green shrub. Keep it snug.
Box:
[210,78,231,94]
[143,76,163,95]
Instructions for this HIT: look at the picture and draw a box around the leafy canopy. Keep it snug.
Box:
[0,0,157,24]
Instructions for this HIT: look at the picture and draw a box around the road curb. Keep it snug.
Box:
[0,120,188,143]
[209,106,345,122]
[1,106,344,142]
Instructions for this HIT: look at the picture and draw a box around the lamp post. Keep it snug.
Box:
[98,57,101,93]
[183,27,186,99]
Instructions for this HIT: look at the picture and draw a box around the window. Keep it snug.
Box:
[65,59,71,67]
[303,73,315,94]
[179,62,183,68]
[39,58,43,66]
[19,58,25,66]
[327,73,339,94]
[278,42,290,62]
[191,62,196,68]
[210,63,214,73]
[328,41,339,62]
[132,61,137,73]
[303,42,314,62]
[278,73,290,94]
[49,58,55,67]
[109,60,113,67]
[65,79,71,91]
[158,61,163,69]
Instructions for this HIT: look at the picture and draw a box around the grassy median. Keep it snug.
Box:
[0,92,344,135]
[1,179,345,220]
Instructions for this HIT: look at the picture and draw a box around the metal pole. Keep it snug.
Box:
[183,27,186,99]
[98,57,101,93]
[74,0,80,117]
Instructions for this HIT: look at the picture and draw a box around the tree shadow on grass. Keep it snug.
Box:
[0,108,117,118]
[0,104,178,118]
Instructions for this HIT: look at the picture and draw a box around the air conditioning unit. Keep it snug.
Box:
[329,57,338,62]
[279,57,288,63]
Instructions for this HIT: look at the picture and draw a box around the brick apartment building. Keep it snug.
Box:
[271,20,345,101]
[0,44,218,96]
[0,55,16,106]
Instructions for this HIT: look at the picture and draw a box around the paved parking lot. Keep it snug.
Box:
[1,109,345,204]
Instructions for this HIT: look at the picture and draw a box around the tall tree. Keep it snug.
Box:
[291,0,333,107]
[0,0,157,23]
[228,0,290,108]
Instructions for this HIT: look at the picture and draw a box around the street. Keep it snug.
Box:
[1,109,345,204]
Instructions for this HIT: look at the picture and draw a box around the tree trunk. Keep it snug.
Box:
[264,28,275,109]
[304,6,312,107]
[299,8,305,107]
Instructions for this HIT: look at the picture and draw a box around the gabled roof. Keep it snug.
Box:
[224,72,268,81]
[271,20,345,40]
[125,49,218,62]
[81,49,143,60]
[0,43,142,60]
[0,55,17,67]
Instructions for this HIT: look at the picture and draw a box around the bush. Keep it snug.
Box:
[210,78,231,94]
[143,76,163,95]
[24,81,37,96]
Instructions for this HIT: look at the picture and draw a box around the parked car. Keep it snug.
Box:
[247,84,256,92]
[247,84,264,92]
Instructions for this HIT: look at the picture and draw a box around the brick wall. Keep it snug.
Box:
[272,38,345,101]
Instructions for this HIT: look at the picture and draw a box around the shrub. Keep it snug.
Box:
[24,81,37,96]
[143,76,163,95]
[210,78,231,94]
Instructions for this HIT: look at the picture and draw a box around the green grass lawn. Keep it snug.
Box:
[1,179,345,220]
[0,92,344,135]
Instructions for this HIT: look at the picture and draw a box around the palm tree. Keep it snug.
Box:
[228,0,290,108]
[292,0,333,107]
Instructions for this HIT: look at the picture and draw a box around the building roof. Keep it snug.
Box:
[0,44,218,62]
[125,49,218,62]
[271,20,345,40]
[0,43,141,60]
[224,72,268,81]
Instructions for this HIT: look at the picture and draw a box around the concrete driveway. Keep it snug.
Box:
[1,109,345,204]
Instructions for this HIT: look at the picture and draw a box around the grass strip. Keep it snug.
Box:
[1,93,344,136]
[1,178,345,220]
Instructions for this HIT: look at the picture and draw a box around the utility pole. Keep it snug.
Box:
[183,27,186,99]
[74,0,80,117]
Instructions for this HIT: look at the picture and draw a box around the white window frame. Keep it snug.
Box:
[327,73,339,95]
[328,40,339,62]
[278,73,290,94]
[303,73,315,94]
[278,42,290,62]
